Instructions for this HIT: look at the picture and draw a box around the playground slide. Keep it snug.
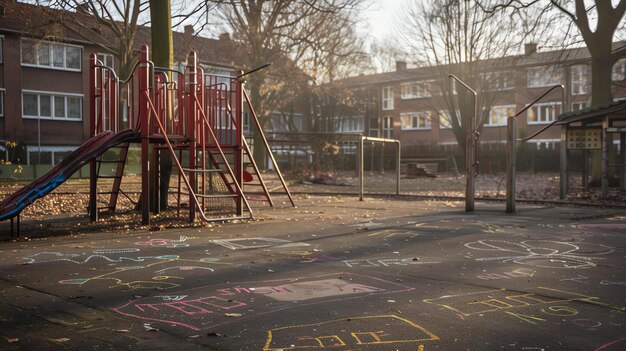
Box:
[0,129,140,221]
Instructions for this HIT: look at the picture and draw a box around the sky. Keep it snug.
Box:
[363,0,411,42]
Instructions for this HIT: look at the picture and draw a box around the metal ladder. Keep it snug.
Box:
[94,143,130,213]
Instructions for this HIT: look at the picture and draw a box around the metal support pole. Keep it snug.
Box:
[560,126,568,199]
[601,116,609,199]
[396,141,401,195]
[506,117,516,213]
[359,137,364,201]
[620,133,626,191]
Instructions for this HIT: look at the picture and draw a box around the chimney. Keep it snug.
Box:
[525,43,537,55]
[395,60,407,71]
[219,32,231,41]
[184,25,194,36]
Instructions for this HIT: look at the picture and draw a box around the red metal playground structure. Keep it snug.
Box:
[0,45,294,231]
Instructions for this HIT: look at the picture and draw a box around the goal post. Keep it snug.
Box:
[358,136,401,201]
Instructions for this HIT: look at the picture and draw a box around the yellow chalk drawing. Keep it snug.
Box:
[263,315,438,351]
[424,287,624,324]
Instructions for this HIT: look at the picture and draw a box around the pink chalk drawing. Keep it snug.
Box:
[113,272,413,331]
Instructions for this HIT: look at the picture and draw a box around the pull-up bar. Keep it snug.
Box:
[358,136,401,201]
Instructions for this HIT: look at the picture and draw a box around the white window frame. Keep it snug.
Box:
[400,80,432,99]
[26,145,77,166]
[528,101,561,125]
[21,39,82,71]
[613,58,626,81]
[481,70,515,91]
[382,116,393,138]
[571,65,588,95]
[400,111,432,130]
[572,102,586,112]
[96,53,114,68]
[486,105,516,126]
[527,66,561,88]
[22,90,83,121]
[0,88,5,117]
[438,109,461,129]
[339,116,363,133]
[382,86,394,110]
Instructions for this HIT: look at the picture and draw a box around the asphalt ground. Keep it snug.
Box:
[0,195,624,351]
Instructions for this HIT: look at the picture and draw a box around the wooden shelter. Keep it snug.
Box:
[558,100,626,199]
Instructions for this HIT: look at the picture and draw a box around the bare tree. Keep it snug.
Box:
[484,0,626,106]
[209,0,367,165]
[398,0,534,155]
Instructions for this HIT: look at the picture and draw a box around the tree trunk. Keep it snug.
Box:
[590,52,615,106]
[588,47,615,182]
[149,0,173,211]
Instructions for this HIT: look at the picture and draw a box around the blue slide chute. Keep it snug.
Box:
[0,130,140,221]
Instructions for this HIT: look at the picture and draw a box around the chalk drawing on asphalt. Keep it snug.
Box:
[263,315,439,351]
[464,240,614,269]
[210,237,310,250]
[113,272,413,331]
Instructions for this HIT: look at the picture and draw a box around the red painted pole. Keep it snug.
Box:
[234,73,243,215]
[89,54,98,221]
[139,45,151,225]
[187,51,197,221]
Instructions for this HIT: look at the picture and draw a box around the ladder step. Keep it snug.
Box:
[181,168,223,173]
[197,194,239,199]
[97,159,125,164]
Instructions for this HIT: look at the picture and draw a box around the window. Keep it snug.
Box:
[438,110,461,129]
[368,118,379,137]
[96,53,114,68]
[339,117,363,133]
[22,91,83,120]
[572,102,586,112]
[0,36,3,63]
[400,81,432,99]
[527,66,561,88]
[382,116,393,138]
[571,65,588,95]
[26,145,77,165]
[400,111,432,130]
[487,105,515,126]
[0,89,4,117]
[528,102,561,124]
[268,112,303,132]
[481,71,515,91]
[613,59,626,81]
[382,86,393,110]
[21,39,82,71]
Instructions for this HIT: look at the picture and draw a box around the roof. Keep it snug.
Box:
[558,100,626,124]
[0,0,246,69]
[338,42,625,88]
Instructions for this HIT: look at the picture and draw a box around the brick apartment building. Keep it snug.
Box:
[330,43,626,169]
[0,0,277,166]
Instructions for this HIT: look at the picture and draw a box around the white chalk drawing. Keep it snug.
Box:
[464,240,614,269]
[23,251,178,265]
[343,258,440,268]
[135,236,191,248]
[210,237,310,250]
